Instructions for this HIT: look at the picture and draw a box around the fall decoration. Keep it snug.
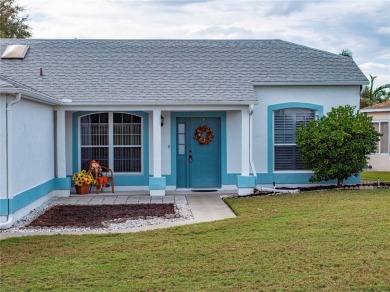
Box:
[194,125,214,145]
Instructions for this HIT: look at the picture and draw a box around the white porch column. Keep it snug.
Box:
[149,109,166,196]
[237,107,256,196]
[241,108,250,176]
[153,109,162,178]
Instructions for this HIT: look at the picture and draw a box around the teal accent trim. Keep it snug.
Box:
[149,177,167,190]
[54,177,71,190]
[223,173,240,185]
[257,173,360,184]
[237,175,256,188]
[11,180,54,214]
[0,178,72,215]
[72,111,149,186]
[267,103,324,174]
[169,112,227,186]
[0,199,9,216]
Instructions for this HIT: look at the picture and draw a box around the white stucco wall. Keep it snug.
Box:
[367,155,390,171]
[161,111,171,175]
[0,95,7,199]
[226,111,242,173]
[11,98,55,195]
[65,111,73,176]
[252,85,361,173]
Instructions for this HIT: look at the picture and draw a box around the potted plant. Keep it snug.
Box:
[72,170,95,195]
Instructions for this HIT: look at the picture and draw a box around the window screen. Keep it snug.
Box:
[373,122,389,154]
[274,108,315,171]
[80,112,142,172]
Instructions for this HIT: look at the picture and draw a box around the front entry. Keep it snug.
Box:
[176,117,221,188]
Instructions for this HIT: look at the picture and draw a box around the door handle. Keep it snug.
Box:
[189,150,193,163]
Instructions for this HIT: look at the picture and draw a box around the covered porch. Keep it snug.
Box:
[56,105,257,197]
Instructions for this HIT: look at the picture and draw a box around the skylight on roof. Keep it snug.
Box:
[1,45,30,59]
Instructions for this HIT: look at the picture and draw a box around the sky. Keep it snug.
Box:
[18,0,390,87]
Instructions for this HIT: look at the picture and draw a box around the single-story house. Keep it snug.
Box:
[361,100,390,171]
[0,39,368,228]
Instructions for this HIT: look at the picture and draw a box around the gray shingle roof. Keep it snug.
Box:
[0,39,368,104]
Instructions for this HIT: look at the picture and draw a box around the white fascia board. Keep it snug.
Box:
[360,108,390,113]
[58,100,258,107]
[57,104,250,112]
[252,81,369,86]
[0,88,61,105]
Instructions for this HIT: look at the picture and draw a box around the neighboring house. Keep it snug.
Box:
[361,100,390,171]
[0,39,368,228]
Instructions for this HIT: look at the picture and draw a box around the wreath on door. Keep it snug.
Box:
[194,125,214,145]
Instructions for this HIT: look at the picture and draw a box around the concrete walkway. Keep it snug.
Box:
[0,193,236,240]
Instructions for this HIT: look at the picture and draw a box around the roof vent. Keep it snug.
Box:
[1,45,30,59]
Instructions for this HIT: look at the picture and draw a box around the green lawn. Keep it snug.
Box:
[1,190,389,291]
[361,171,390,182]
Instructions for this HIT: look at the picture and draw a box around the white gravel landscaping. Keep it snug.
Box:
[0,199,194,234]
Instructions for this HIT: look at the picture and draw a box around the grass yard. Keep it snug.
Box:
[361,171,390,182]
[1,189,389,291]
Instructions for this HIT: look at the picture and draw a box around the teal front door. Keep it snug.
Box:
[177,117,221,188]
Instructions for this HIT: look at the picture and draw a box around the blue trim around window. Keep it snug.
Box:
[264,102,360,184]
[267,102,324,174]
[72,111,150,186]
[167,112,229,186]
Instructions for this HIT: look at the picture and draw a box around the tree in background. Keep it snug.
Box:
[360,75,390,108]
[0,0,31,38]
[296,105,381,187]
[339,49,353,58]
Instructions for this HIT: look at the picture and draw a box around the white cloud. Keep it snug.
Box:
[359,62,390,87]
[378,27,390,34]
[17,0,390,85]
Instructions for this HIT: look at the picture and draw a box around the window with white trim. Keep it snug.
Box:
[80,112,142,172]
[274,108,315,171]
[372,121,389,154]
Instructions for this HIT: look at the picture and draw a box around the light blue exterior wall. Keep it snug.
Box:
[72,111,150,186]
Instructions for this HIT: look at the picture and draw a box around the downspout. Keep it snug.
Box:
[0,93,21,229]
[249,104,257,183]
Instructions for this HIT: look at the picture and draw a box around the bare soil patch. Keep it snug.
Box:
[28,204,175,228]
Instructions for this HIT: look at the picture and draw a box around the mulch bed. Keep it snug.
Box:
[28,204,175,228]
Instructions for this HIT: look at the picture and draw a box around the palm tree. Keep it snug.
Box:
[360,75,390,108]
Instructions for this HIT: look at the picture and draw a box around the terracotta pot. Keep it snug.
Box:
[75,185,91,195]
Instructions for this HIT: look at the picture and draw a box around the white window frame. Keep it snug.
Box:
[372,120,389,155]
[78,112,143,174]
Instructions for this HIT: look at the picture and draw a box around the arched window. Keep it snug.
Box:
[274,108,315,171]
[80,112,142,172]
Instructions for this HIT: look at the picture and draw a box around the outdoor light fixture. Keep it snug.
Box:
[161,115,164,127]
